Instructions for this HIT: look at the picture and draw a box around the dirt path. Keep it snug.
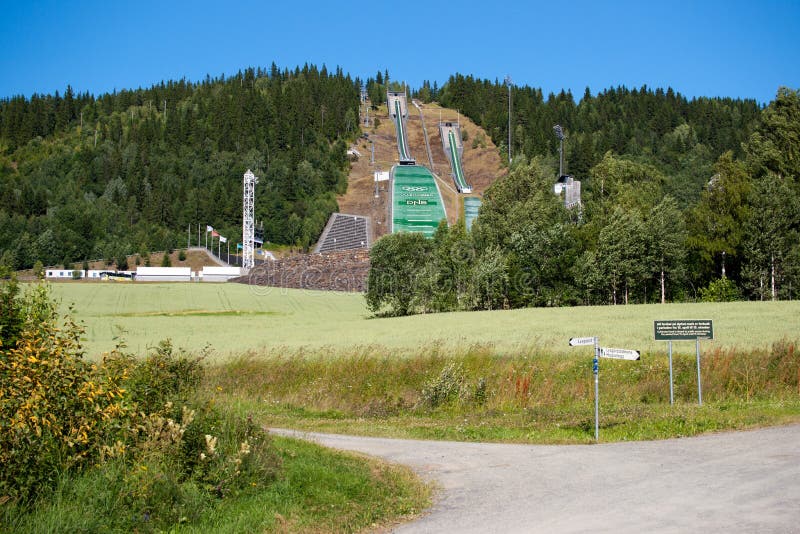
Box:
[271,425,800,533]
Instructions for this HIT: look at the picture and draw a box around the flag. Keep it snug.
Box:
[211,230,220,237]
[219,236,227,243]
[206,225,213,232]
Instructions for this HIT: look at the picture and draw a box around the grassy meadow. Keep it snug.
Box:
[44,281,800,445]
[51,282,800,360]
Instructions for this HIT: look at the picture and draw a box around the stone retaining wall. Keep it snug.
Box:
[233,249,370,292]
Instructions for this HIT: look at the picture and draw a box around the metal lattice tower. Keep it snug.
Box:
[242,169,258,270]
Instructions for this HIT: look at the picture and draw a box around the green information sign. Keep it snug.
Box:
[654,320,714,340]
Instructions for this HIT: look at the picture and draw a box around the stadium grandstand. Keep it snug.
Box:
[314,213,371,253]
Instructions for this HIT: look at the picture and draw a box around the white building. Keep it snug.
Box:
[134,267,192,282]
[200,266,242,282]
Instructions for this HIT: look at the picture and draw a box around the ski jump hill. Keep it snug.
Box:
[387,91,447,238]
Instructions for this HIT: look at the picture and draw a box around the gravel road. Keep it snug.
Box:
[271,425,800,533]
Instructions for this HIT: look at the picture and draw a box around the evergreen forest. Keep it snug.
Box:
[0,64,360,270]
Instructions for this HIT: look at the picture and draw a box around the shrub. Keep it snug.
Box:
[420,362,465,408]
[700,277,741,302]
[161,253,172,267]
[32,261,44,279]
[178,249,187,262]
[0,278,24,348]
[0,283,128,502]
[122,339,205,412]
[0,283,281,513]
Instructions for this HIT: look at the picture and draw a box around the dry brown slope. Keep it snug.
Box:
[337,101,505,240]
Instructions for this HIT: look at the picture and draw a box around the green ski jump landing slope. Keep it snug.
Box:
[392,165,447,237]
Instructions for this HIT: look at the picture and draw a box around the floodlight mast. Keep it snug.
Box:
[553,124,565,176]
[242,169,259,271]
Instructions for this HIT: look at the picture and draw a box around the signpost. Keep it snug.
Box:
[654,320,713,405]
[570,336,600,441]
[569,336,640,442]
[600,348,641,361]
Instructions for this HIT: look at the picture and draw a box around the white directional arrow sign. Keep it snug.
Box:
[569,337,596,347]
[600,347,641,360]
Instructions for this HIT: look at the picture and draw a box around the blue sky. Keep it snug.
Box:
[1,0,798,103]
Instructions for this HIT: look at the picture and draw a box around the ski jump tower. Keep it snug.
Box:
[242,169,258,270]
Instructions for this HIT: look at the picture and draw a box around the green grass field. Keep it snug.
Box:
[50,282,800,360]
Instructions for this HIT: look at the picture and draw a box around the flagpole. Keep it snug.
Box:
[197,224,200,248]
[205,227,208,249]
[227,241,230,264]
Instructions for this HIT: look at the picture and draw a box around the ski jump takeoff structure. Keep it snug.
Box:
[387,91,447,238]
[439,121,472,193]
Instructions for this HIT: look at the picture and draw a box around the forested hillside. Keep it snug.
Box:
[422,74,763,207]
[368,84,800,313]
[0,64,360,270]
[3,64,798,307]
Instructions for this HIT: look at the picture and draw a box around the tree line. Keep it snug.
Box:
[368,87,800,315]
[0,64,360,270]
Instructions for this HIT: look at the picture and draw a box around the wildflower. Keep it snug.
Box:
[204,434,218,455]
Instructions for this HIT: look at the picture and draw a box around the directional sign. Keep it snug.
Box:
[600,347,641,361]
[569,337,595,347]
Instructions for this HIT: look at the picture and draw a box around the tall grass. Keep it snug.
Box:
[206,341,800,443]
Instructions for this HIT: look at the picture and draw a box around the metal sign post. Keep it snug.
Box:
[696,339,703,406]
[569,336,600,442]
[668,341,674,405]
[570,337,640,442]
[655,320,713,406]
[593,339,599,442]
[570,336,599,441]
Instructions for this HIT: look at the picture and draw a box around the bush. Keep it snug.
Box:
[122,339,205,412]
[420,362,465,408]
[178,249,187,262]
[0,283,128,502]
[32,261,44,279]
[161,253,172,267]
[700,277,741,302]
[0,277,24,348]
[0,282,282,514]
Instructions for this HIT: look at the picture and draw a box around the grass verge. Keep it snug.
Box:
[2,436,431,534]
[204,342,800,444]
